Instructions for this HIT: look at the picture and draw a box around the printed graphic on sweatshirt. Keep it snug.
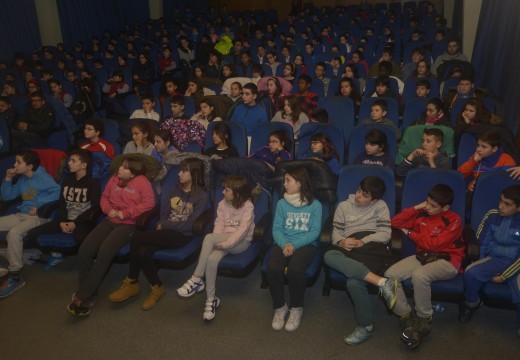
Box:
[169,196,193,223]
[285,212,310,232]
[21,187,37,200]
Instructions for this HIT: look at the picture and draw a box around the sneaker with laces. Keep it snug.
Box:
[177,277,205,298]
[109,277,140,303]
[43,253,64,271]
[400,315,432,349]
[285,307,303,331]
[272,303,288,331]
[379,277,397,310]
[0,277,25,298]
[459,300,483,323]
[71,293,95,308]
[67,297,92,317]
[142,284,166,310]
[203,297,220,321]
[344,326,375,345]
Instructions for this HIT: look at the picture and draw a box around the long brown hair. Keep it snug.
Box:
[179,158,206,194]
[285,167,314,204]
[222,176,252,209]
[283,95,302,125]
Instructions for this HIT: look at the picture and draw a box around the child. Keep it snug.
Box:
[177,176,255,320]
[123,121,155,156]
[354,129,395,169]
[368,77,398,101]
[129,95,160,123]
[151,129,177,162]
[415,98,452,127]
[25,150,101,271]
[80,118,115,159]
[228,81,243,102]
[386,184,464,349]
[294,74,319,117]
[416,79,431,99]
[49,79,73,108]
[267,167,322,331]
[0,151,60,297]
[360,99,401,140]
[310,109,330,124]
[457,131,516,191]
[248,130,291,169]
[190,98,222,129]
[324,176,397,344]
[204,122,239,159]
[67,157,155,316]
[271,95,309,140]
[303,133,340,176]
[102,70,130,118]
[0,96,18,130]
[459,185,520,331]
[396,128,450,177]
[108,158,208,311]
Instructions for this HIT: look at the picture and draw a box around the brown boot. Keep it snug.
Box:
[142,284,166,311]
[108,277,140,303]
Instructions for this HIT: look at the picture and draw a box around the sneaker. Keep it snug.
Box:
[177,277,205,298]
[285,307,303,332]
[142,284,166,311]
[459,300,483,323]
[108,277,140,303]
[400,314,413,331]
[344,326,375,345]
[67,297,92,317]
[272,303,288,331]
[379,277,397,310]
[0,277,25,298]
[400,315,432,349]
[203,297,220,321]
[0,268,7,278]
[43,253,64,271]
[71,293,95,308]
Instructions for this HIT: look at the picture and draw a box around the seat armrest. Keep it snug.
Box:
[390,228,403,254]
[253,212,272,243]
[463,225,480,263]
[37,200,60,219]
[135,206,160,231]
[192,208,214,235]
[319,216,333,246]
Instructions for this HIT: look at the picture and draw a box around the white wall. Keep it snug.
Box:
[462,0,482,60]
[34,0,62,46]
[149,0,163,19]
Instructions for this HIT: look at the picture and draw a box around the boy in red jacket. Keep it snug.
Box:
[385,184,464,349]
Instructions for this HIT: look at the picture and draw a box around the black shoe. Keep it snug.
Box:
[459,300,483,323]
[400,315,432,349]
[67,298,92,317]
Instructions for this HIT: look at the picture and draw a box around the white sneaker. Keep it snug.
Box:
[203,297,220,321]
[285,307,303,331]
[272,303,288,331]
[177,277,205,298]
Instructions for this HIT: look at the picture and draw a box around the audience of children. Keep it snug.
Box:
[123,121,155,156]
[248,130,291,169]
[360,99,401,140]
[353,129,395,170]
[190,98,222,129]
[204,122,239,159]
[271,95,309,139]
[80,118,115,159]
[301,133,340,176]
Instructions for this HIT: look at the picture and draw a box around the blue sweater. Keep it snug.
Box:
[478,209,520,262]
[1,167,60,214]
[230,103,268,135]
[272,198,322,249]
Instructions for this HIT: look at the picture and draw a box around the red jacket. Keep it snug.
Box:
[392,207,465,272]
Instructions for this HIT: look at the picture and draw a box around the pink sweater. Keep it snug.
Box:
[213,199,255,249]
[101,175,155,224]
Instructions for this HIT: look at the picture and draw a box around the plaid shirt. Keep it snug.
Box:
[294,91,319,117]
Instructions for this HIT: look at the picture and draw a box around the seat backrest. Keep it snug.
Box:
[297,122,345,165]
[337,165,396,216]
[317,96,355,145]
[359,97,399,126]
[0,119,10,153]
[249,122,294,158]
[160,164,180,218]
[347,124,398,165]
[457,132,477,168]
[205,121,248,157]
[402,98,428,129]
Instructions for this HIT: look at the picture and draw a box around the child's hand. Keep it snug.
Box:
[108,209,118,218]
[342,237,362,250]
[5,167,16,180]
[473,152,482,162]
[283,243,294,257]
[214,243,224,250]
[492,274,504,283]
[506,166,520,180]
[29,207,37,216]
[133,75,138,80]
[414,201,428,210]
[116,210,124,220]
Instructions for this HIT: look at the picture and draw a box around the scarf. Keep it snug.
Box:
[284,192,308,208]
[426,112,445,125]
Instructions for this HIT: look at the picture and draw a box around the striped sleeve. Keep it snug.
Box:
[500,258,520,280]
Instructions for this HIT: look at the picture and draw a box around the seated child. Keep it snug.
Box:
[367,76,398,101]
[360,99,401,140]
[271,95,309,140]
[227,81,243,102]
[102,70,130,119]
[415,79,431,99]
[49,79,73,108]
[130,94,160,123]
[396,128,450,177]
[204,122,239,159]
[80,118,115,159]
[386,184,464,349]
[415,98,452,127]
[123,121,155,156]
[457,131,516,191]
[151,129,177,162]
[310,108,331,124]
[248,130,291,169]
[0,95,18,132]
[302,133,340,176]
[354,129,395,169]
[0,151,60,297]
[459,185,520,336]
[324,176,397,344]
[190,98,222,129]
[177,176,255,321]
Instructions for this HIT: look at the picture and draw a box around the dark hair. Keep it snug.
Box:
[310,133,337,161]
[378,60,393,74]
[282,95,302,125]
[416,79,431,89]
[121,156,146,178]
[285,167,314,204]
[372,99,388,112]
[427,97,445,113]
[131,121,155,143]
[171,94,185,106]
[359,176,386,200]
[112,69,124,79]
[243,83,258,95]
[298,74,312,85]
[267,77,283,98]
[212,122,232,146]
[412,60,432,78]
[502,185,520,207]
[375,76,390,88]
[222,176,252,209]
[141,94,154,103]
[477,131,502,148]
[85,118,104,136]
[336,77,361,101]
[48,79,62,87]
[365,129,388,152]
[457,99,491,125]
[270,130,292,152]
[68,149,93,172]
[30,91,45,100]
[423,128,444,143]
[343,64,360,79]
[428,184,454,207]
[311,108,329,123]
[17,150,40,171]
[179,158,206,194]
[155,129,172,144]
[315,61,326,71]
[251,63,263,75]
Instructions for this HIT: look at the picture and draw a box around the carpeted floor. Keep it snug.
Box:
[2,254,519,360]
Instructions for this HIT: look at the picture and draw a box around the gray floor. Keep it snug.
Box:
[2,255,519,360]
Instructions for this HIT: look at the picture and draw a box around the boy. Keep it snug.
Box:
[25,150,101,270]
[396,128,450,177]
[459,185,520,335]
[457,131,516,191]
[0,151,60,297]
[310,108,330,124]
[130,95,160,122]
[294,74,319,117]
[360,99,401,140]
[102,70,130,119]
[416,79,431,99]
[314,62,331,96]
[80,118,115,159]
[386,184,464,349]
[324,176,397,345]
[229,83,268,136]
[0,96,18,130]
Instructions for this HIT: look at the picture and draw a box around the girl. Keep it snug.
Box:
[185,77,216,106]
[205,122,239,159]
[415,97,452,127]
[335,77,362,113]
[283,63,296,84]
[267,167,322,331]
[228,81,242,102]
[177,176,255,320]
[353,129,395,169]
[178,36,196,75]
[266,77,285,111]
[342,64,365,95]
[132,53,154,95]
[157,47,177,79]
[248,130,291,168]
[190,98,222,129]
[123,121,155,155]
[151,129,177,162]
[80,118,115,159]
[411,60,432,79]
[271,95,309,139]
[293,54,307,75]
[108,158,209,310]
[303,133,340,176]
[67,157,155,316]
[454,98,502,137]
[219,64,236,82]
